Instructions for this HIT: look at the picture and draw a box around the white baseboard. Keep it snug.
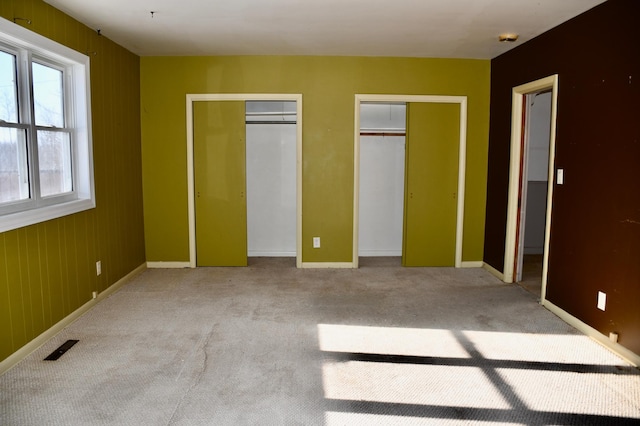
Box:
[460,261,483,268]
[482,262,505,281]
[300,262,355,269]
[0,263,147,375]
[542,300,640,367]
[146,261,191,269]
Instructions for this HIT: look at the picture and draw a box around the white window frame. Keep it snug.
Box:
[0,18,94,233]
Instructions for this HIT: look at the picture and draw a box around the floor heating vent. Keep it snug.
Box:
[44,340,79,361]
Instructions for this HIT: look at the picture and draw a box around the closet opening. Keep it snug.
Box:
[187,94,302,268]
[245,101,297,263]
[357,102,406,266]
[353,94,467,269]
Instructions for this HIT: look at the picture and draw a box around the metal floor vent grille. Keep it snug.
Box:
[44,340,79,361]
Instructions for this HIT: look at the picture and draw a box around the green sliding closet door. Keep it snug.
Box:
[403,103,459,266]
[194,101,247,266]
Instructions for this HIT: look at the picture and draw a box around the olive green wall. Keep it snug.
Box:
[0,1,145,362]
[141,56,490,263]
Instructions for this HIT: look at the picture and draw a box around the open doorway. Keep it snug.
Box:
[516,91,552,297]
[503,75,558,303]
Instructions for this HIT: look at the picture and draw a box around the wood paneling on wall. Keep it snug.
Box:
[0,0,145,362]
[484,0,640,354]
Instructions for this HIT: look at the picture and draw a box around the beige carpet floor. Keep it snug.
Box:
[1,258,639,425]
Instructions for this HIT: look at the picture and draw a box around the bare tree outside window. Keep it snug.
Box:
[32,62,72,197]
[0,50,29,203]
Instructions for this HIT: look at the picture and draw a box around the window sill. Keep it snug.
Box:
[0,198,95,233]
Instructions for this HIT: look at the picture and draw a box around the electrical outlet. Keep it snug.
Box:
[597,291,606,311]
[96,260,102,276]
[313,237,321,248]
[92,291,98,299]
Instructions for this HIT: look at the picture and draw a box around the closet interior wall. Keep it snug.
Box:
[246,101,297,257]
[358,103,406,257]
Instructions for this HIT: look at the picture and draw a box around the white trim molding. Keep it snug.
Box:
[543,300,640,367]
[483,262,505,281]
[186,94,303,269]
[461,261,483,268]
[0,263,146,375]
[504,75,558,308]
[353,94,468,269]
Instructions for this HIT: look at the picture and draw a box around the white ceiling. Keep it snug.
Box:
[43,0,605,58]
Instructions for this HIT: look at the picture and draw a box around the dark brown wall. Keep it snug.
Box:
[484,0,640,354]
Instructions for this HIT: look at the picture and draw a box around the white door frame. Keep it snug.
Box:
[353,94,468,269]
[186,94,303,268]
[503,75,558,304]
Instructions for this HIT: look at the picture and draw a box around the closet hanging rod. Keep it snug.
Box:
[246,121,297,125]
[360,131,406,137]
[359,127,406,137]
[245,111,297,116]
[360,127,405,132]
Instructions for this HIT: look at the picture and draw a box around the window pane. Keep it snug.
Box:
[32,62,64,128]
[0,127,29,203]
[38,130,72,197]
[0,50,18,123]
